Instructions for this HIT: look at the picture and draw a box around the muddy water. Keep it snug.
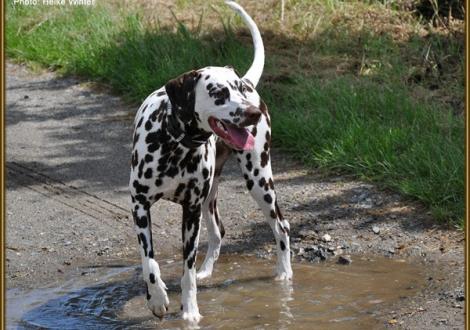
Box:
[8,255,424,329]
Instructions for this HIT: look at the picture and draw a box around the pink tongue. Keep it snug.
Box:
[225,125,255,150]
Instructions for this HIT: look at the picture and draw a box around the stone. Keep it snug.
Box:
[337,255,352,265]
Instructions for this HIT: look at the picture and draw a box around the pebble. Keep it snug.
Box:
[372,226,380,234]
[322,234,332,242]
[298,229,317,239]
[337,255,352,265]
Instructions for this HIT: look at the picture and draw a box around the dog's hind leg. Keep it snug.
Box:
[197,142,231,280]
[131,197,169,318]
[236,119,293,280]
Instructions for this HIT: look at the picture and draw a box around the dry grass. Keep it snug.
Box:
[110,0,464,114]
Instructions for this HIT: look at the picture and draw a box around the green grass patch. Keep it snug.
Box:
[6,1,464,225]
[262,78,464,223]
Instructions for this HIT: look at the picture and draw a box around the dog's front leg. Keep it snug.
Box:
[132,200,169,318]
[236,120,293,280]
[181,203,203,322]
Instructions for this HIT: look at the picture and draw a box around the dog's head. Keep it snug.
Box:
[165,66,261,150]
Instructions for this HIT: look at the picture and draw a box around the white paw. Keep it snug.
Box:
[182,311,202,323]
[147,280,169,318]
[275,270,293,281]
[196,268,213,280]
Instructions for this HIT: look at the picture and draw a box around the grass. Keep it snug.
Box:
[5,0,464,225]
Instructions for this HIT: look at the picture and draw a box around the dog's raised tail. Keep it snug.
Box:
[225,1,264,88]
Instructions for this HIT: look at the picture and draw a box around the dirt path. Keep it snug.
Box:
[5,62,464,329]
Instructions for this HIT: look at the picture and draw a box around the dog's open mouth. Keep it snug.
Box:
[208,117,255,151]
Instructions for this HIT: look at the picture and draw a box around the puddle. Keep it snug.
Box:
[7,255,424,329]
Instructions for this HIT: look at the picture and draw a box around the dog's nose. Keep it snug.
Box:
[243,106,262,126]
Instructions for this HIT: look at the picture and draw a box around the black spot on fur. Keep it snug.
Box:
[145,154,153,162]
[131,150,138,169]
[148,142,160,153]
[280,241,286,251]
[201,178,211,201]
[134,194,149,209]
[138,160,145,178]
[246,161,253,172]
[202,168,209,179]
[141,104,148,114]
[246,179,254,190]
[133,133,140,147]
[157,91,166,96]
[260,151,269,167]
[270,210,277,219]
[136,215,148,228]
[264,194,273,204]
[253,168,259,176]
[263,142,269,152]
[146,284,151,300]
[133,180,149,194]
[166,166,179,178]
[149,273,156,284]
[145,120,152,131]
[139,233,148,257]
[187,255,196,269]
[175,183,186,198]
[137,117,144,128]
[144,168,153,179]
[259,177,266,187]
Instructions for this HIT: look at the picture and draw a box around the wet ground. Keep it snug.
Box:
[5,62,464,329]
[8,255,425,329]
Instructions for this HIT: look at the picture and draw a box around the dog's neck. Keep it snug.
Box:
[166,103,212,149]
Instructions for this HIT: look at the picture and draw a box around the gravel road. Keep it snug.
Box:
[5,62,464,329]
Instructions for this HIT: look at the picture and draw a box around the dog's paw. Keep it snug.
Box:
[182,310,202,323]
[275,270,293,281]
[196,268,213,280]
[147,280,170,318]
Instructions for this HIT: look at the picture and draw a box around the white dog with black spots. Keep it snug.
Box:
[129,1,292,323]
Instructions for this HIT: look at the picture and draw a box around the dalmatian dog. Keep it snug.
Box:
[129,1,292,323]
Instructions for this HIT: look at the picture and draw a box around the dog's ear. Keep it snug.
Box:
[165,70,201,122]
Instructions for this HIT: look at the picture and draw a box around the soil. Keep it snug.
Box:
[5,62,465,329]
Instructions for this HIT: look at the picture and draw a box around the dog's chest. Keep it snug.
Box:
[132,93,216,204]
